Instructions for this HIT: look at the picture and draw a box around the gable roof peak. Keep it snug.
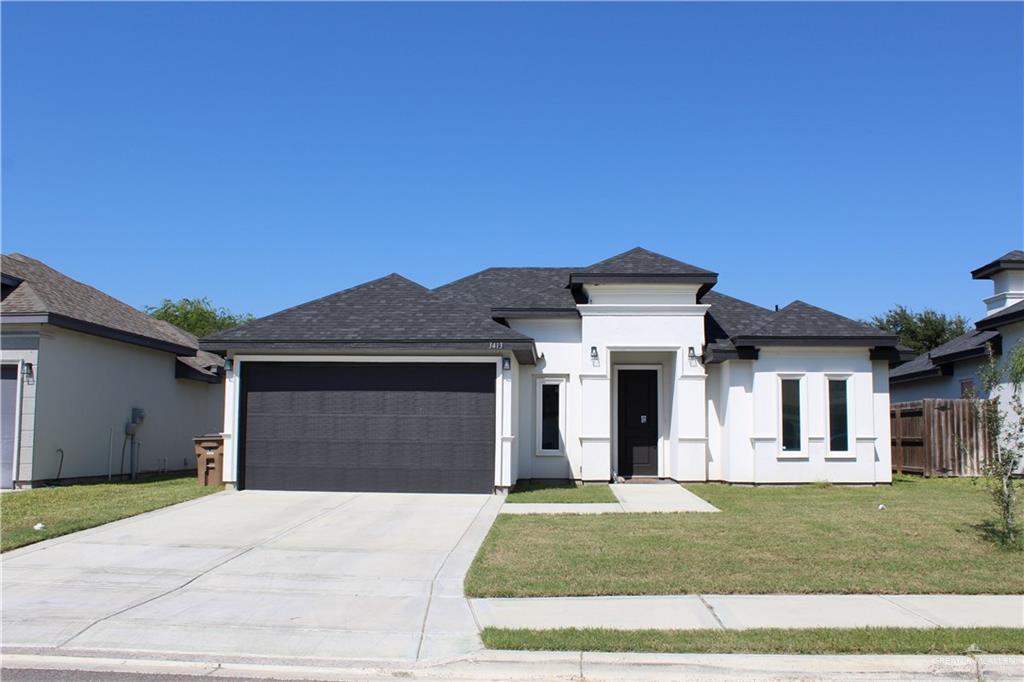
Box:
[582,246,716,276]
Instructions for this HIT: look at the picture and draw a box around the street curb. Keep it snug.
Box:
[4,650,1022,681]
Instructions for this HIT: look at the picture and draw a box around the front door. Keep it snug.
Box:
[617,369,659,477]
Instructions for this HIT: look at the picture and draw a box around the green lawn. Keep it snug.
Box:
[482,627,1024,655]
[506,481,618,504]
[0,475,221,552]
[466,478,1024,596]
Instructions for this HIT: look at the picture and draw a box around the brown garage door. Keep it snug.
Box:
[239,362,496,493]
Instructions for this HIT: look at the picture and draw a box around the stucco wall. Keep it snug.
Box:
[30,327,222,482]
[511,318,581,480]
[890,358,987,403]
[507,316,891,485]
[723,347,889,484]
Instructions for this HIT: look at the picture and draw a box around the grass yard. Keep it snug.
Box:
[481,627,1024,655]
[466,478,1024,596]
[0,475,221,552]
[506,481,618,504]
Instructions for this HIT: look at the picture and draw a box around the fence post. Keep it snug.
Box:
[922,400,934,477]
[893,405,903,474]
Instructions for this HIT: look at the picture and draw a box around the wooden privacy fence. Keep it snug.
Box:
[891,399,994,477]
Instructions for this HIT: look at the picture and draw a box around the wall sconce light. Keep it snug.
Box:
[688,347,700,363]
[590,346,599,361]
[223,358,234,373]
[502,357,512,371]
[22,362,34,382]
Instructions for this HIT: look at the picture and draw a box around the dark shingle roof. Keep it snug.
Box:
[1,253,197,355]
[202,248,894,358]
[202,273,533,347]
[972,250,1024,279]
[700,290,776,342]
[579,247,716,276]
[733,300,896,344]
[890,329,998,381]
[976,299,1024,331]
[433,267,579,310]
[434,248,717,312]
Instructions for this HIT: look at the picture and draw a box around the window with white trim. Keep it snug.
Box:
[828,378,849,452]
[536,376,566,455]
[780,377,802,452]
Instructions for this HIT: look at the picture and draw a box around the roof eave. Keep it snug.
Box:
[976,308,1024,331]
[929,337,1001,365]
[2,312,196,356]
[175,360,223,384]
[889,366,945,384]
[568,273,718,286]
[491,307,580,319]
[197,338,539,364]
[972,260,1024,280]
[730,335,898,348]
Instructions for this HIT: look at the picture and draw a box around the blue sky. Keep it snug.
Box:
[3,2,1021,323]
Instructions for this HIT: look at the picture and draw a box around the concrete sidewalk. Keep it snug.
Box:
[501,483,720,514]
[4,650,1022,681]
[471,594,1024,630]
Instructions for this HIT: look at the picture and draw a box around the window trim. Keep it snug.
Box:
[826,374,852,455]
[535,375,567,456]
[777,374,807,458]
[823,372,857,460]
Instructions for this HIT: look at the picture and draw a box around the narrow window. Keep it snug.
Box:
[960,379,975,399]
[781,379,801,451]
[541,383,560,451]
[828,379,849,452]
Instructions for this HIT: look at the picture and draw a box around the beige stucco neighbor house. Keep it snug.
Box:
[0,253,224,488]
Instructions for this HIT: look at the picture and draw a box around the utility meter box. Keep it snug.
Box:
[193,434,224,487]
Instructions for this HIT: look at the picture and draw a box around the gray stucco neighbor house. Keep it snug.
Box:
[890,250,1024,402]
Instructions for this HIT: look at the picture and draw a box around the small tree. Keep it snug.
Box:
[869,305,968,353]
[145,297,254,337]
[969,342,1024,547]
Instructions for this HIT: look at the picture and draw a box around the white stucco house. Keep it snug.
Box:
[0,254,224,488]
[201,248,899,493]
[891,250,1024,403]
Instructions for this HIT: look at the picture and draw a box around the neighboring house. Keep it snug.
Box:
[0,254,224,488]
[891,250,1024,403]
[202,247,899,494]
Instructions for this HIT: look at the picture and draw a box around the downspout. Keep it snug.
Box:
[107,428,114,481]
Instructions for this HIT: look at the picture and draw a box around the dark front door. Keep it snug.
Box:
[617,369,659,477]
[239,362,496,494]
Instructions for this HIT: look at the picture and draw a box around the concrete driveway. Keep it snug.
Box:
[1,490,502,663]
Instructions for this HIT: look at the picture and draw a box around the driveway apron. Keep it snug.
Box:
[1,490,502,663]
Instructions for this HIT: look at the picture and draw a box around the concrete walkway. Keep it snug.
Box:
[471,594,1024,630]
[501,483,720,514]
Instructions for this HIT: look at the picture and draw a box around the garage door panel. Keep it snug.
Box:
[241,362,496,493]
